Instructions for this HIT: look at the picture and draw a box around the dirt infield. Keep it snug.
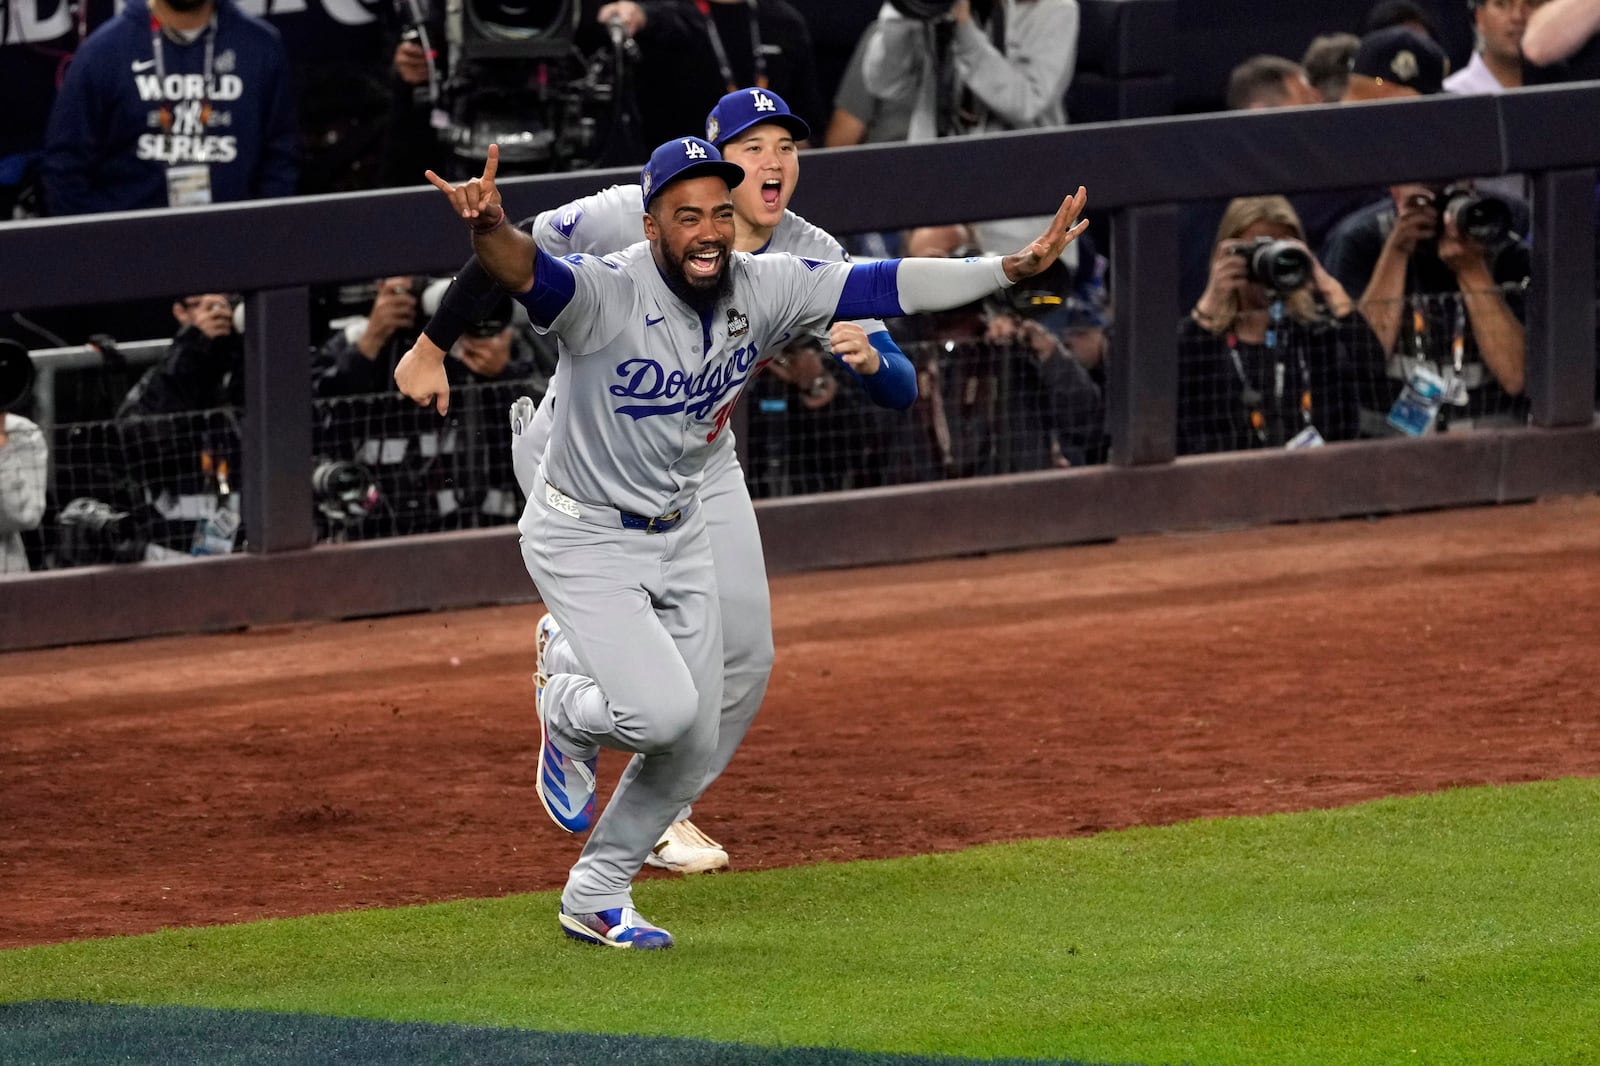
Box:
[4,497,1598,949]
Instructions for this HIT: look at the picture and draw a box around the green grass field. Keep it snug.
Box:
[4,779,1599,1066]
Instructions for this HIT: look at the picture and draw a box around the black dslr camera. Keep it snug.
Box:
[1233,237,1313,295]
[1410,183,1513,245]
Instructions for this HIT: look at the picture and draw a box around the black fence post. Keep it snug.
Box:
[1526,166,1597,427]
[1108,203,1179,466]
[242,286,314,553]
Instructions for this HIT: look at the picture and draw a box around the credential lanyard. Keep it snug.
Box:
[1227,299,1312,445]
[148,13,218,133]
[696,0,767,92]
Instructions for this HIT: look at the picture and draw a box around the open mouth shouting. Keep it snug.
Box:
[760,178,782,209]
[685,242,726,280]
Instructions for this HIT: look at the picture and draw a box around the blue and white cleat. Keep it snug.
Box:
[559,906,674,950]
[535,613,597,833]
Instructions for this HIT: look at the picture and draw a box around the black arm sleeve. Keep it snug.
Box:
[421,255,507,352]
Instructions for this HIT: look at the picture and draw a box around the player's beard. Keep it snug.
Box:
[660,240,733,314]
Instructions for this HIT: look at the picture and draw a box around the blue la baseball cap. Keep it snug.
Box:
[704,87,811,148]
[640,136,746,207]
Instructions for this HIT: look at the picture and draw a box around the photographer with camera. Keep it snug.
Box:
[1322,179,1530,432]
[861,0,1077,252]
[863,0,1077,142]
[117,294,244,417]
[1321,24,1532,432]
[1181,197,1382,456]
[0,341,47,575]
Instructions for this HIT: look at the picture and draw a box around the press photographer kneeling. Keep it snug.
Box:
[1181,196,1386,456]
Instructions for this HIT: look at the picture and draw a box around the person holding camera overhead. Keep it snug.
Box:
[1180,196,1382,456]
[861,0,1079,252]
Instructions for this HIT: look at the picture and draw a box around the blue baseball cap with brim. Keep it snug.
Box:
[704,87,811,148]
[641,136,746,207]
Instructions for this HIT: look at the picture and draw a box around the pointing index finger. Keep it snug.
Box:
[482,144,499,185]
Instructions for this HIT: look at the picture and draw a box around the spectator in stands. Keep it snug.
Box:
[824,20,915,146]
[1445,0,1542,201]
[117,294,243,417]
[860,0,1079,251]
[1180,196,1380,455]
[596,0,823,152]
[1363,0,1441,40]
[1341,25,1450,102]
[42,0,298,215]
[1522,0,1600,80]
[1447,0,1541,93]
[1225,55,1321,110]
[1,385,48,575]
[1301,32,1362,102]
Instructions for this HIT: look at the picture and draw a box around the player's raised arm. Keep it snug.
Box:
[396,147,537,414]
[827,187,1090,323]
[425,145,537,294]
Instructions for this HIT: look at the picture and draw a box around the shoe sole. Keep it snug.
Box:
[559,911,673,949]
[644,850,730,875]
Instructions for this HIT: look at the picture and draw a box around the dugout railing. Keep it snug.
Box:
[2,85,1597,650]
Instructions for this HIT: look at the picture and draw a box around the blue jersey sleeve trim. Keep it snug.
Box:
[842,331,917,410]
[836,261,905,320]
[513,248,577,327]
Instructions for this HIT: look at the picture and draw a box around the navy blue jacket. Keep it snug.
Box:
[42,0,298,215]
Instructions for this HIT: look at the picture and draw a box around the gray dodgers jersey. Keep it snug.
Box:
[525,244,858,523]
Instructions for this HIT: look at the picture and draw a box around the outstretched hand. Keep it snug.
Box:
[426,145,505,232]
[1002,186,1089,283]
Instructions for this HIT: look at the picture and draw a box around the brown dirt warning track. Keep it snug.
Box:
[3,496,1598,948]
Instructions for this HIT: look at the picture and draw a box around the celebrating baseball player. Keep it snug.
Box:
[403,88,915,880]
[400,134,1087,950]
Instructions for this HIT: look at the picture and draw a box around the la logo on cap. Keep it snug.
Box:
[750,89,776,112]
[683,139,708,159]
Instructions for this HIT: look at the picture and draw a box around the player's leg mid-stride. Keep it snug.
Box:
[535,614,729,872]
[535,614,678,949]
[534,613,599,833]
